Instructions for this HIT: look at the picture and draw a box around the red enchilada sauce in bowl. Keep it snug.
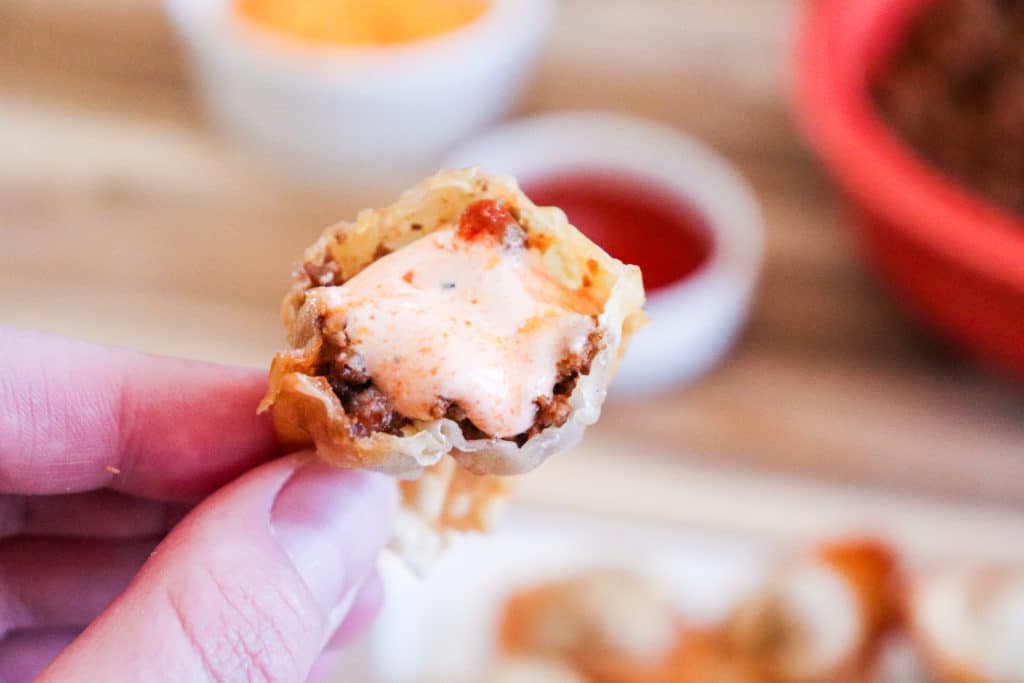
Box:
[522,170,712,291]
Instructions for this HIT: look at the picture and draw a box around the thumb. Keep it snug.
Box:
[38,453,398,683]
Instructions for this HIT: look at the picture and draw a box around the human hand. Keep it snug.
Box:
[0,328,398,682]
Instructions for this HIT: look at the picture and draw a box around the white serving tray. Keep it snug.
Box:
[336,505,773,683]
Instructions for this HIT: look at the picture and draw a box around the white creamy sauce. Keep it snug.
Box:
[319,226,595,438]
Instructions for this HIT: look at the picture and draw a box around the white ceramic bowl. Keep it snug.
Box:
[446,111,764,397]
[165,0,553,200]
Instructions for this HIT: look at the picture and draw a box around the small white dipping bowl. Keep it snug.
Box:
[446,111,764,397]
[165,0,553,200]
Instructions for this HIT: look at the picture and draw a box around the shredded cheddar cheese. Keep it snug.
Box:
[236,0,489,46]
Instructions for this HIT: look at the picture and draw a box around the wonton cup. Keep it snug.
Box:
[725,539,899,683]
[261,168,645,565]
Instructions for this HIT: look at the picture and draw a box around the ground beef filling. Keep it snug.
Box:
[303,254,341,288]
[319,330,604,443]
[874,0,1024,216]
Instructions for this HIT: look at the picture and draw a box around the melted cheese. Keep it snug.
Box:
[236,0,489,46]
[319,226,595,438]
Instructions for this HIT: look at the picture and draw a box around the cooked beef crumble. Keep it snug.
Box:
[432,399,490,441]
[874,0,1024,216]
[303,253,342,287]
[320,343,410,438]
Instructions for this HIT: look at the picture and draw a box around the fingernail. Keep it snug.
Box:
[325,570,385,650]
[325,584,360,636]
[271,459,397,614]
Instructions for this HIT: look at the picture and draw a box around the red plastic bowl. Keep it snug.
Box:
[797,0,1024,378]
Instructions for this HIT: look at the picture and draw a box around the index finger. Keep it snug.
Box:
[0,327,280,500]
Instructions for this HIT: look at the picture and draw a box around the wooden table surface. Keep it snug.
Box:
[3,0,1024,545]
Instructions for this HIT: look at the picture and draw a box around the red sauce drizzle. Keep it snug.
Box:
[457,199,516,242]
[523,170,713,291]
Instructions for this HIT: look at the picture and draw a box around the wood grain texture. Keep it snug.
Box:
[1,0,1022,519]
